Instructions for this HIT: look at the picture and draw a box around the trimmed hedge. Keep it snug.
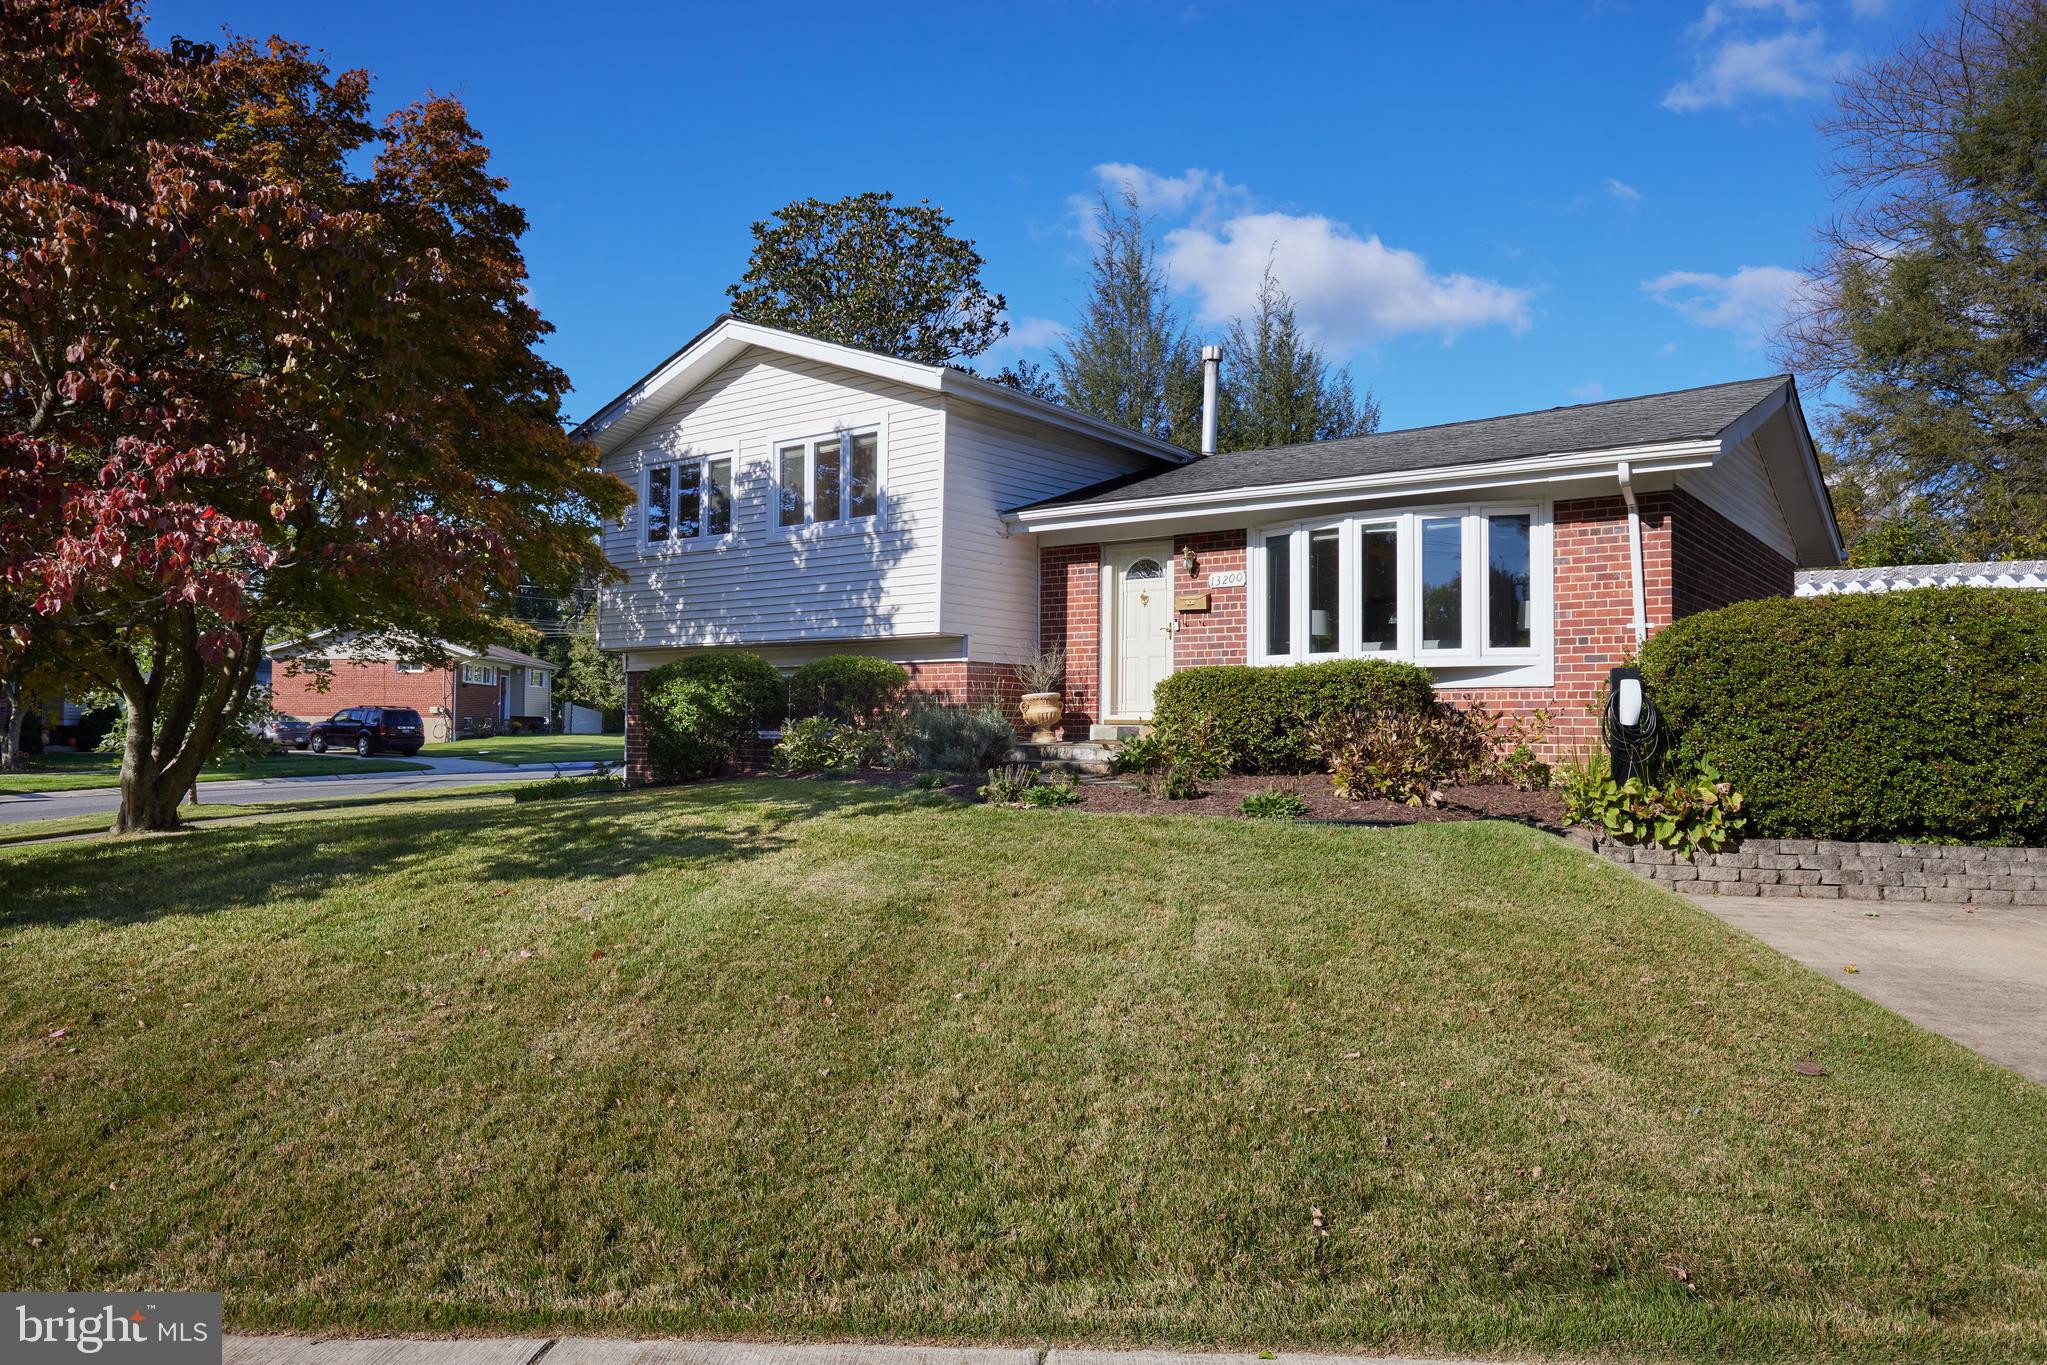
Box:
[646,651,785,729]
[1639,588,2047,844]
[787,654,909,722]
[640,651,785,783]
[1151,660,1436,774]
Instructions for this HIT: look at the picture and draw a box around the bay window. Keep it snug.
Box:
[778,428,880,528]
[1252,505,1546,670]
[642,452,734,546]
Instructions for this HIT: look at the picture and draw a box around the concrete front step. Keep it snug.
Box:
[1007,740,1117,775]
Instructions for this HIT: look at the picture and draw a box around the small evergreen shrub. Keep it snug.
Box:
[1240,788,1309,820]
[647,651,785,729]
[1151,660,1435,773]
[773,716,865,773]
[1639,588,2047,843]
[898,698,1015,773]
[640,673,755,783]
[786,655,908,722]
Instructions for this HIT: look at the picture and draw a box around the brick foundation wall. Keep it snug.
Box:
[1585,832,2047,906]
[1041,545,1102,739]
[1171,531,1248,669]
[623,658,1025,787]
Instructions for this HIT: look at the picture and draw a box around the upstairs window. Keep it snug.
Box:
[778,429,880,528]
[643,453,734,546]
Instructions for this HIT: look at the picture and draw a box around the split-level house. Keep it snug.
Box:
[580,317,1842,783]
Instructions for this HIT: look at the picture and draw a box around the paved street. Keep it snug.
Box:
[0,755,602,828]
[1702,893,2047,1084]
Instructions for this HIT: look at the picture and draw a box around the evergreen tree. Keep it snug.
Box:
[1217,263,1380,451]
[1780,0,2047,560]
[1053,190,1203,446]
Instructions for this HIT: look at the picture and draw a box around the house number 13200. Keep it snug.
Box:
[1206,570,1246,588]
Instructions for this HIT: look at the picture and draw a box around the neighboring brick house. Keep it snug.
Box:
[267,633,557,742]
[577,318,1841,784]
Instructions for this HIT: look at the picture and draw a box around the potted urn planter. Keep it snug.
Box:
[1015,647,1067,741]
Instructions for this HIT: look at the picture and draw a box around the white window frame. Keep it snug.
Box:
[1249,503,1550,672]
[460,663,497,686]
[639,448,738,552]
[769,414,887,534]
[395,661,426,674]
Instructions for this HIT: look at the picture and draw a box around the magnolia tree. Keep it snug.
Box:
[0,2,627,831]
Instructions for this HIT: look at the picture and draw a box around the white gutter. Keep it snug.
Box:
[1007,439,1720,535]
[1616,460,1648,645]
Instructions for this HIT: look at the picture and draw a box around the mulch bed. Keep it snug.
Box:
[753,765,1566,830]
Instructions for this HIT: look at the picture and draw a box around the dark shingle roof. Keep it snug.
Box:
[1012,375,1790,513]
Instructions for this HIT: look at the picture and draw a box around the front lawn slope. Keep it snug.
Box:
[1,782,2043,1362]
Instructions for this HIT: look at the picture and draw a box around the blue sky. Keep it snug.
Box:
[147,0,1941,433]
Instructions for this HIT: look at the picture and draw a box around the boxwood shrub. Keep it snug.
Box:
[1151,659,1436,773]
[1639,587,2047,844]
[787,654,909,722]
[640,651,785,783]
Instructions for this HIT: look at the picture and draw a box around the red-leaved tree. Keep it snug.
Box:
[1,1,626,830]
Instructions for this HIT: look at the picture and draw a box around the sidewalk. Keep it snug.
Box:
[225,1342,1522,1365]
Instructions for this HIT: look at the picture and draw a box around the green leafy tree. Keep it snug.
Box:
[988,358,1061,402]
[0,4,626,831]
[726,192,1007,364]
[1217,263,1380,451]
[1053,190,1204,446]
[1780,0,2047,561]
[552,617,624,727]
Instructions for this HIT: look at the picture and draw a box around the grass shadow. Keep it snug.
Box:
[0,778,912,933]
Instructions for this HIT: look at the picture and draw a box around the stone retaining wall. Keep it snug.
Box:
[1581,834,2047,906]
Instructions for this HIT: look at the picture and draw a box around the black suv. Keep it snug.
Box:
[308,706,426,757]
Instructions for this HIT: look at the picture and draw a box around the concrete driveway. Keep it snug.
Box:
[1703,894,2047,1084]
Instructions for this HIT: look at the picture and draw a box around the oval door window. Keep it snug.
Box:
[1125,558,1165,580]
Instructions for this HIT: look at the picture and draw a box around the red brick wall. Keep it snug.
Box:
[1041,545,1102,739]
[1671,485,1796,616]
[1452,493,1674,757]
[1171,531,1248,669]
[269,658,455,731]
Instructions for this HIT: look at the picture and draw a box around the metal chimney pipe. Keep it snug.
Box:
[1199,345,1221,455]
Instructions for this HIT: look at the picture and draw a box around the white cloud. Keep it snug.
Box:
[1663,1,1851,113]
[1162,210,1531,349]
[1605,177,1642,205]
[977,314,1069,364]
[1569,382,1607,402]
[1069,164,1250,237]
[1643,265,1810,346]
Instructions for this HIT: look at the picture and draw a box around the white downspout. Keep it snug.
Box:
[1616,460,1648,645]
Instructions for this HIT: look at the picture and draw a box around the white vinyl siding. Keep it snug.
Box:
[1676,434,1797,560]
[940,405,1163,663]
[597,350,944,651]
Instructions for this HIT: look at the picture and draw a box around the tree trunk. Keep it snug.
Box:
[0,679,20,772]
[111,624,266,834]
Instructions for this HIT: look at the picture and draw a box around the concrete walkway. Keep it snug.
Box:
[226,1342,1523,1365]
[0,759,606,827]
[1702,893,2047,1084]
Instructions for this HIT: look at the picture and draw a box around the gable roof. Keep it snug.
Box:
[269,630,555,672]
[1012,376,1793,514]
[571,314,1193,466]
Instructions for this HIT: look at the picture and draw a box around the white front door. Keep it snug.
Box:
[1108,542,1174,719]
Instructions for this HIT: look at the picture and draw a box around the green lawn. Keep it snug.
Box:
[420,732,622,766]
[0,750,426,794]
[2,782,2044,1361]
